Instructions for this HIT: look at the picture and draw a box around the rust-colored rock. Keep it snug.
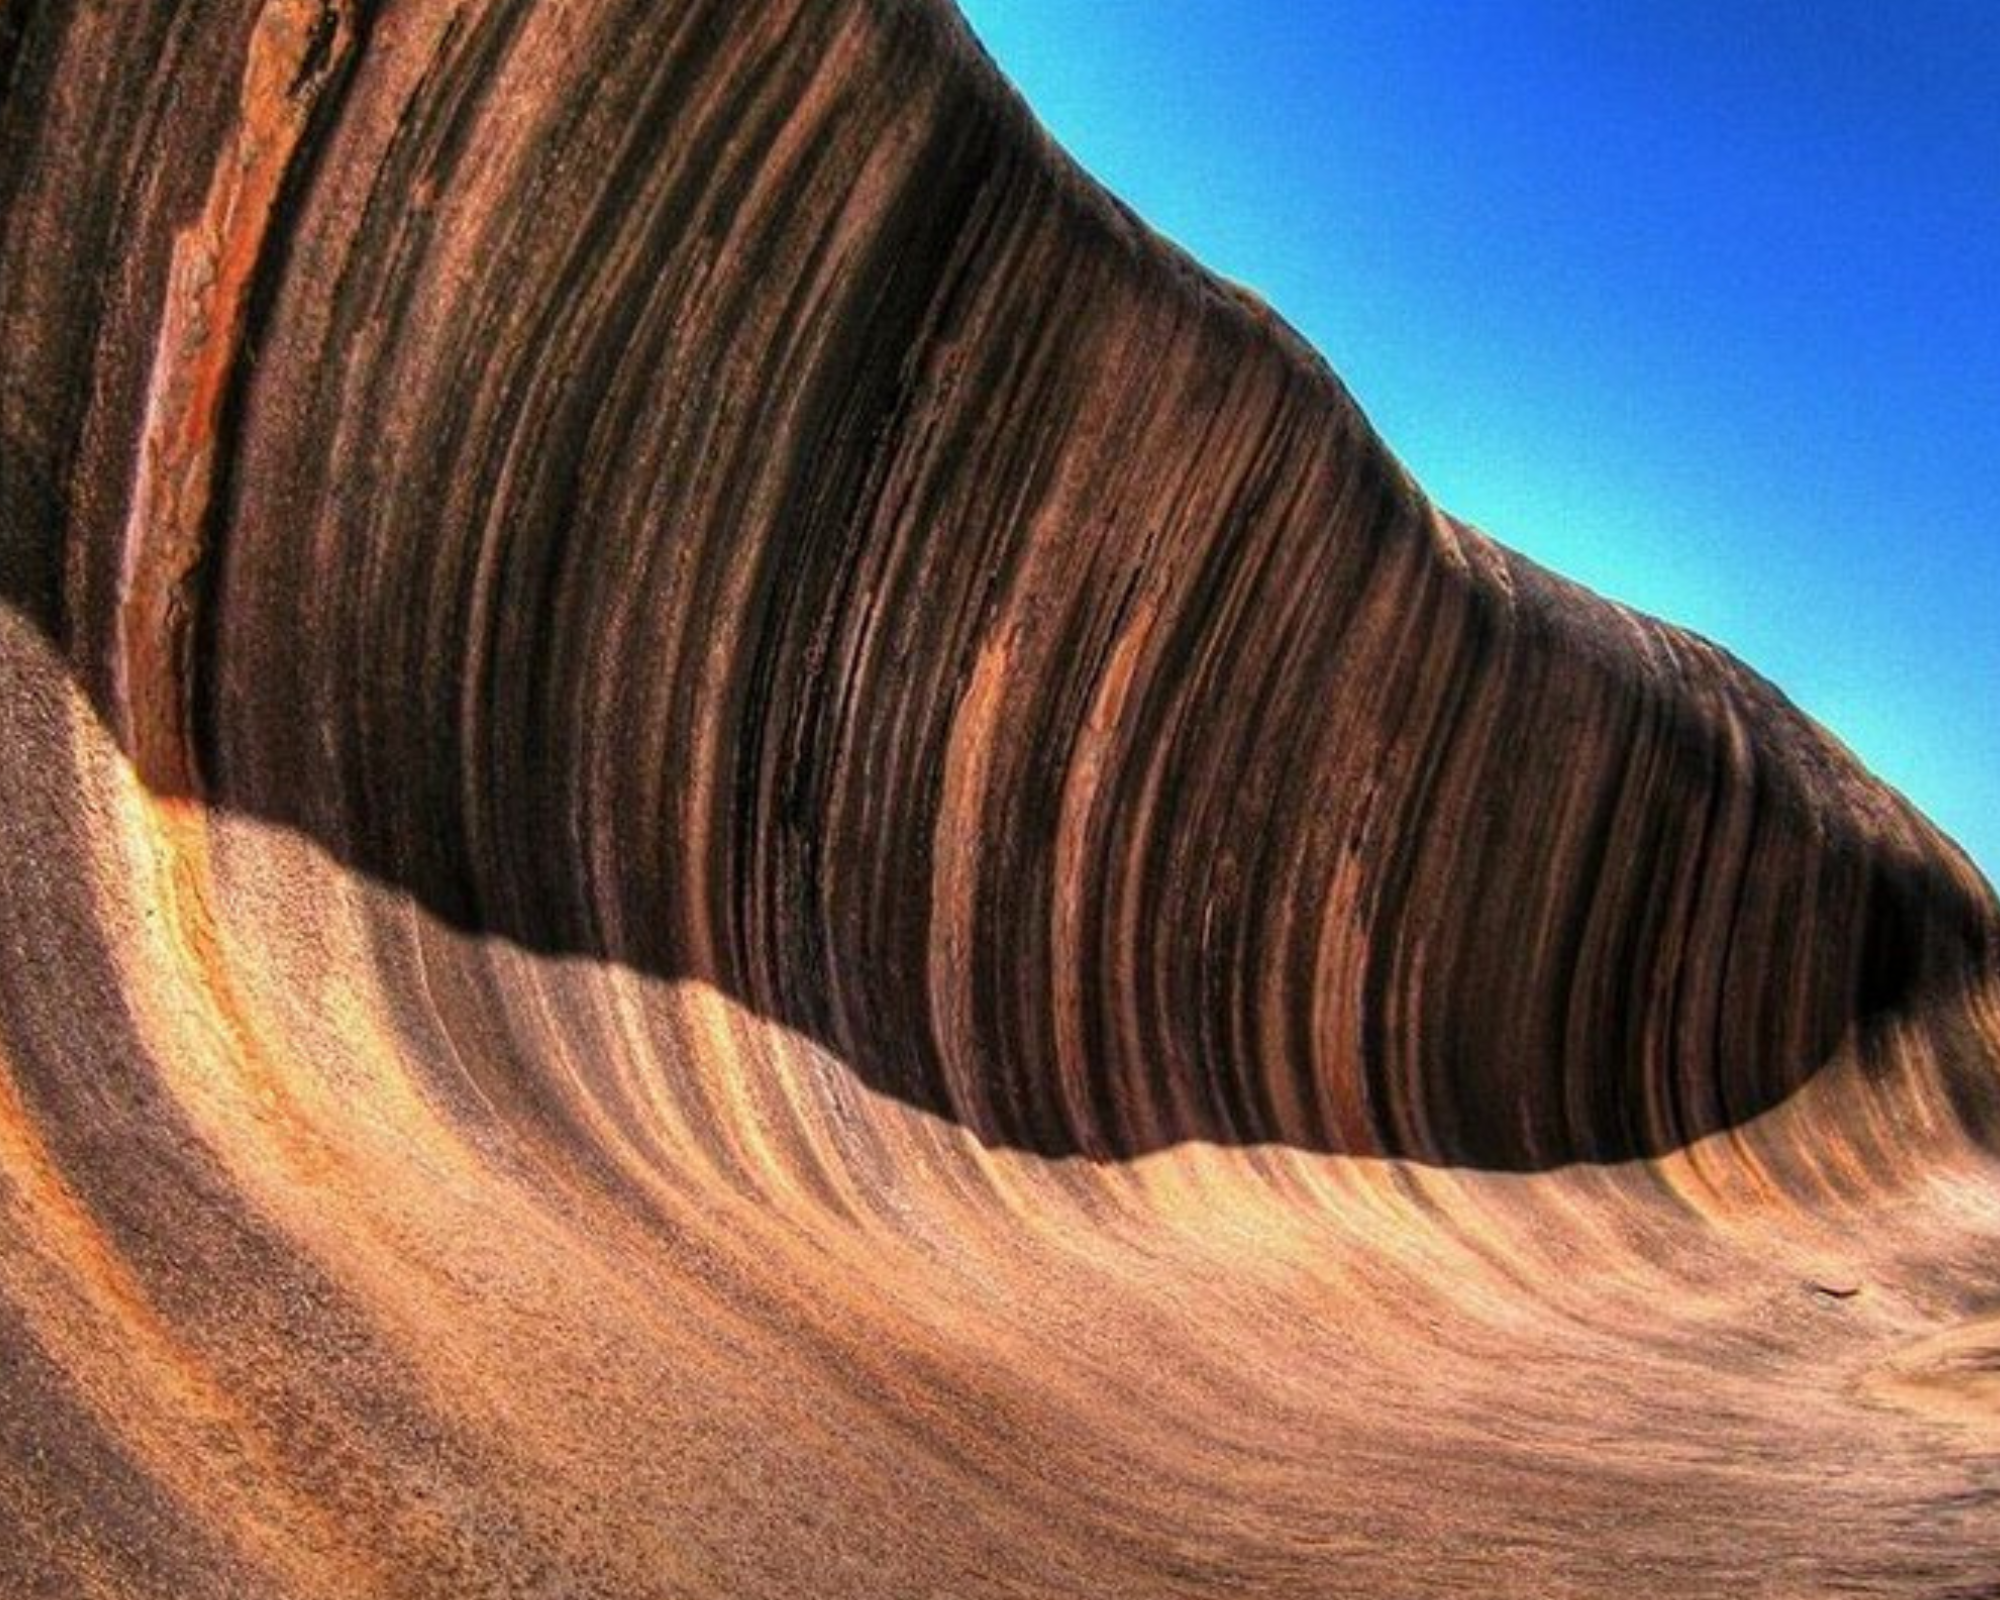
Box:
[2,2,1997,1595]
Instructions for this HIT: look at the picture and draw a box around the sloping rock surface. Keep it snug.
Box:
[2,2,1997,1594]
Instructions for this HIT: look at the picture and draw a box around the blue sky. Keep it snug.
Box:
[956,2,1999,881]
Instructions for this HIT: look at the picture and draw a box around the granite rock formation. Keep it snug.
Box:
[2,1,1998,1595]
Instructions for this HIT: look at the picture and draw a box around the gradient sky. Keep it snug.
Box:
[957,1,1999,881]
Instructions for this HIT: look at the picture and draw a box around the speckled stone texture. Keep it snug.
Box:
[2,2,1998,1595]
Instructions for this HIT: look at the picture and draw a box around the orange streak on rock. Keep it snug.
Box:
[115,0,354,795]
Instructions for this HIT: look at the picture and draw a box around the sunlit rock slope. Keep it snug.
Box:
[2,2,1998,1594]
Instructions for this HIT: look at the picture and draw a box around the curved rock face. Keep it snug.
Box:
[3,2,1998,1595]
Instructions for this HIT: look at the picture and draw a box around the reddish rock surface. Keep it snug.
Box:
[2,2,1997,1594]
